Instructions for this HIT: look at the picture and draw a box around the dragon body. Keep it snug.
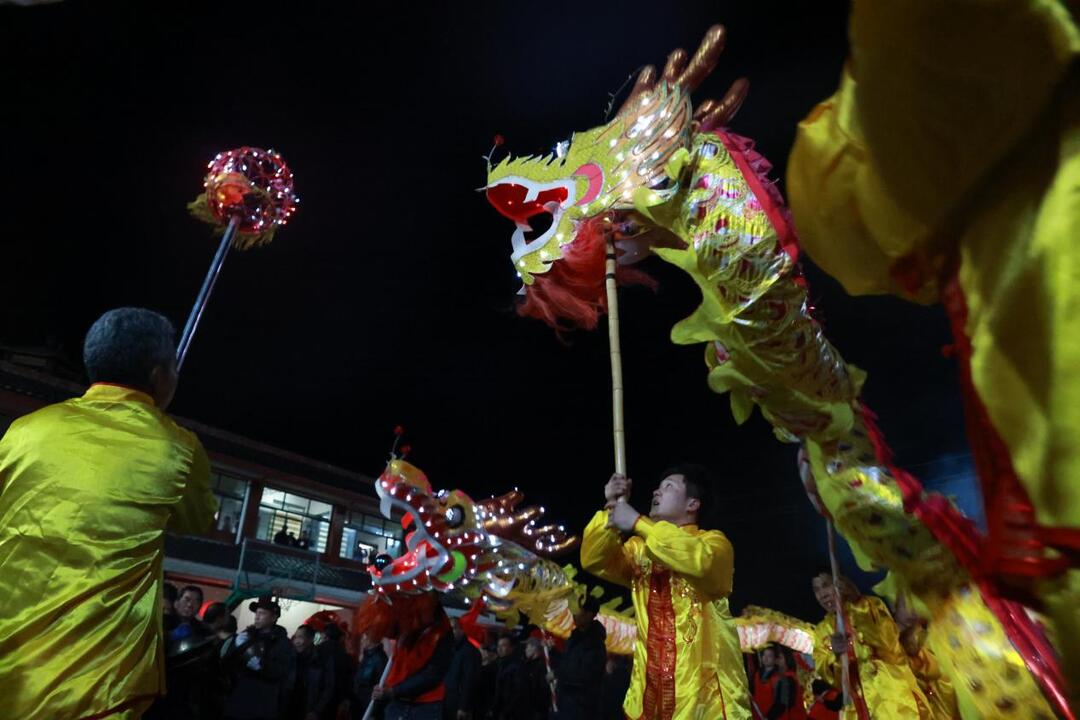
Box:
[481,26,1067,719]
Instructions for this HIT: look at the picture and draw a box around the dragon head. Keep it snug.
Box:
[486,82,692,284]
[367,459,579,607]
[368,460,480,594]
[485,25,748,285]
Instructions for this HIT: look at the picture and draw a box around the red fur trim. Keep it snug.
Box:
[304,609,347,634]
[385,612,451,703]
[518,216,656,331]
[353,592,441,644]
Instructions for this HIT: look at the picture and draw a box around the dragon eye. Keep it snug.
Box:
[445,506,465,528]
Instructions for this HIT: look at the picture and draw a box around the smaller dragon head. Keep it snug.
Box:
[367,460,579,606]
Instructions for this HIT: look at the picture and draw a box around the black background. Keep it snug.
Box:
[0,1,973,620]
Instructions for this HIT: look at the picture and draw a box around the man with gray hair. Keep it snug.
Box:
[0,307,217,720]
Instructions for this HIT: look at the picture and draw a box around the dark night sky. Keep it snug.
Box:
[0,1,976,621]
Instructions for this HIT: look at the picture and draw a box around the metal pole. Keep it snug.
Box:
[542,632,558,713]
[826,520,853,708]
[176,215,241,370]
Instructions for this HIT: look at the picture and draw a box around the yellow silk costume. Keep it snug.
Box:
[786,2,1080,704]
[906,646,959,720]
[813,597,929,720]
[581,511,750,720]
[0,384,217,720]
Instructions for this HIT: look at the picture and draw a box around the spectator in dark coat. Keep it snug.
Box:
[146,586,217,720]
[550,598,607,719]
[517,638,552,720]
[490,636,522,720]
[474,644,498,720]
[320,623,353,716]
[351,632,389,720]
[289,624,336,720]
[443,617,482,720]
[600,656,631,720]
[222,597,296,720]
[163,582,180,631]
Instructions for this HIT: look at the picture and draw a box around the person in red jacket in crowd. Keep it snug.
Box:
[751,646,798,720]
[776,649,807,720]
[361,591,454,720]
[807,680,842,720]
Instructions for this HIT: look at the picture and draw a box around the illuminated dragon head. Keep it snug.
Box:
[367,459,578,610]
[485,25,748,285]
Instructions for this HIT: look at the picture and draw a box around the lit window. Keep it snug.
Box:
[340,510,403,562]
[258,485,333,552]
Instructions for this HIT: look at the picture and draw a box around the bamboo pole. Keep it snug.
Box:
[605,235,627,477]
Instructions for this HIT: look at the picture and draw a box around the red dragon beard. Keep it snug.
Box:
[517,216,656,331]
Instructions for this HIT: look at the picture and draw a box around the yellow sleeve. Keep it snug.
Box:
[854,597,908,665]
[910,647,942,683]
[787,2,1079,302]
[167,440,217,535]
[813,619,840,686]
[581,510,634,588]
[633,517,733,599]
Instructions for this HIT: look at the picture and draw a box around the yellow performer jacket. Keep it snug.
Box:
[813,597,929,719]
[0,384,217,720]
[582,511,751,720]
[906,647,958,720]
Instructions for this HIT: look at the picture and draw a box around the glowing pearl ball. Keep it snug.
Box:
[201,147,298,244]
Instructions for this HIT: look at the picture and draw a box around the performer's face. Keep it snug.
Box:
[812,575,838,612]
[649,474,699,523]
[761,648,777,669]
